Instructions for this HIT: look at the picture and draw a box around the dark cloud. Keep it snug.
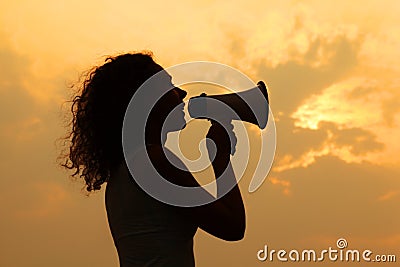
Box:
[257,35,360,115]
[320,122,384,155]
[275,155,399,235]
[190,28,393,267]
[275,116,327,159]
[195,154,400,267]
[272,117,384,166]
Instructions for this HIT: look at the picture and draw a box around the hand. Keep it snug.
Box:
[206,120,237,156]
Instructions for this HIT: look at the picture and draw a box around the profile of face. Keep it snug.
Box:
[148,71,188,135]
[161,86,188,133]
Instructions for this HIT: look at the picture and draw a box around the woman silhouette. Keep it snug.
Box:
[62,52,245,266]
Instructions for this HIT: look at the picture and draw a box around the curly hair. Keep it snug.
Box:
[61,52,163,192]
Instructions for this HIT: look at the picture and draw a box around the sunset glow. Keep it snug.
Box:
[1,1,399,266]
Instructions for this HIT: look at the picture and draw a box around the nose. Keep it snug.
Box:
[175,87,187,99]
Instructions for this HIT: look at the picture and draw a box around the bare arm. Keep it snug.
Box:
[149,121,245,241]
[197,120,245,241]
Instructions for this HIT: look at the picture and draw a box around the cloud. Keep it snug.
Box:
[290,76,400,165]
[195,154,400,267]
[275,117,327,159]
[360,27,400,71]
[255,35,360,116]
[328,124,384,155]
[258,155,400,241]
[270,115,384,175]
[1,1,399,267]
[269,176,291,196]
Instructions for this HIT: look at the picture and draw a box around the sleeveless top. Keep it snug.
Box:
[105,147,197,266]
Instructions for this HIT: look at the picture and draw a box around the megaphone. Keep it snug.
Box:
[188,81,269,129]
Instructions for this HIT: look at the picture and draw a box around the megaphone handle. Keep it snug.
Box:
[208,119,237,156]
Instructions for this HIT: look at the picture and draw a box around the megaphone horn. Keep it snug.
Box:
[188,81,269,129]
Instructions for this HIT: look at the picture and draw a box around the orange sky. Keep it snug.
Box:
[0,1,399,266]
